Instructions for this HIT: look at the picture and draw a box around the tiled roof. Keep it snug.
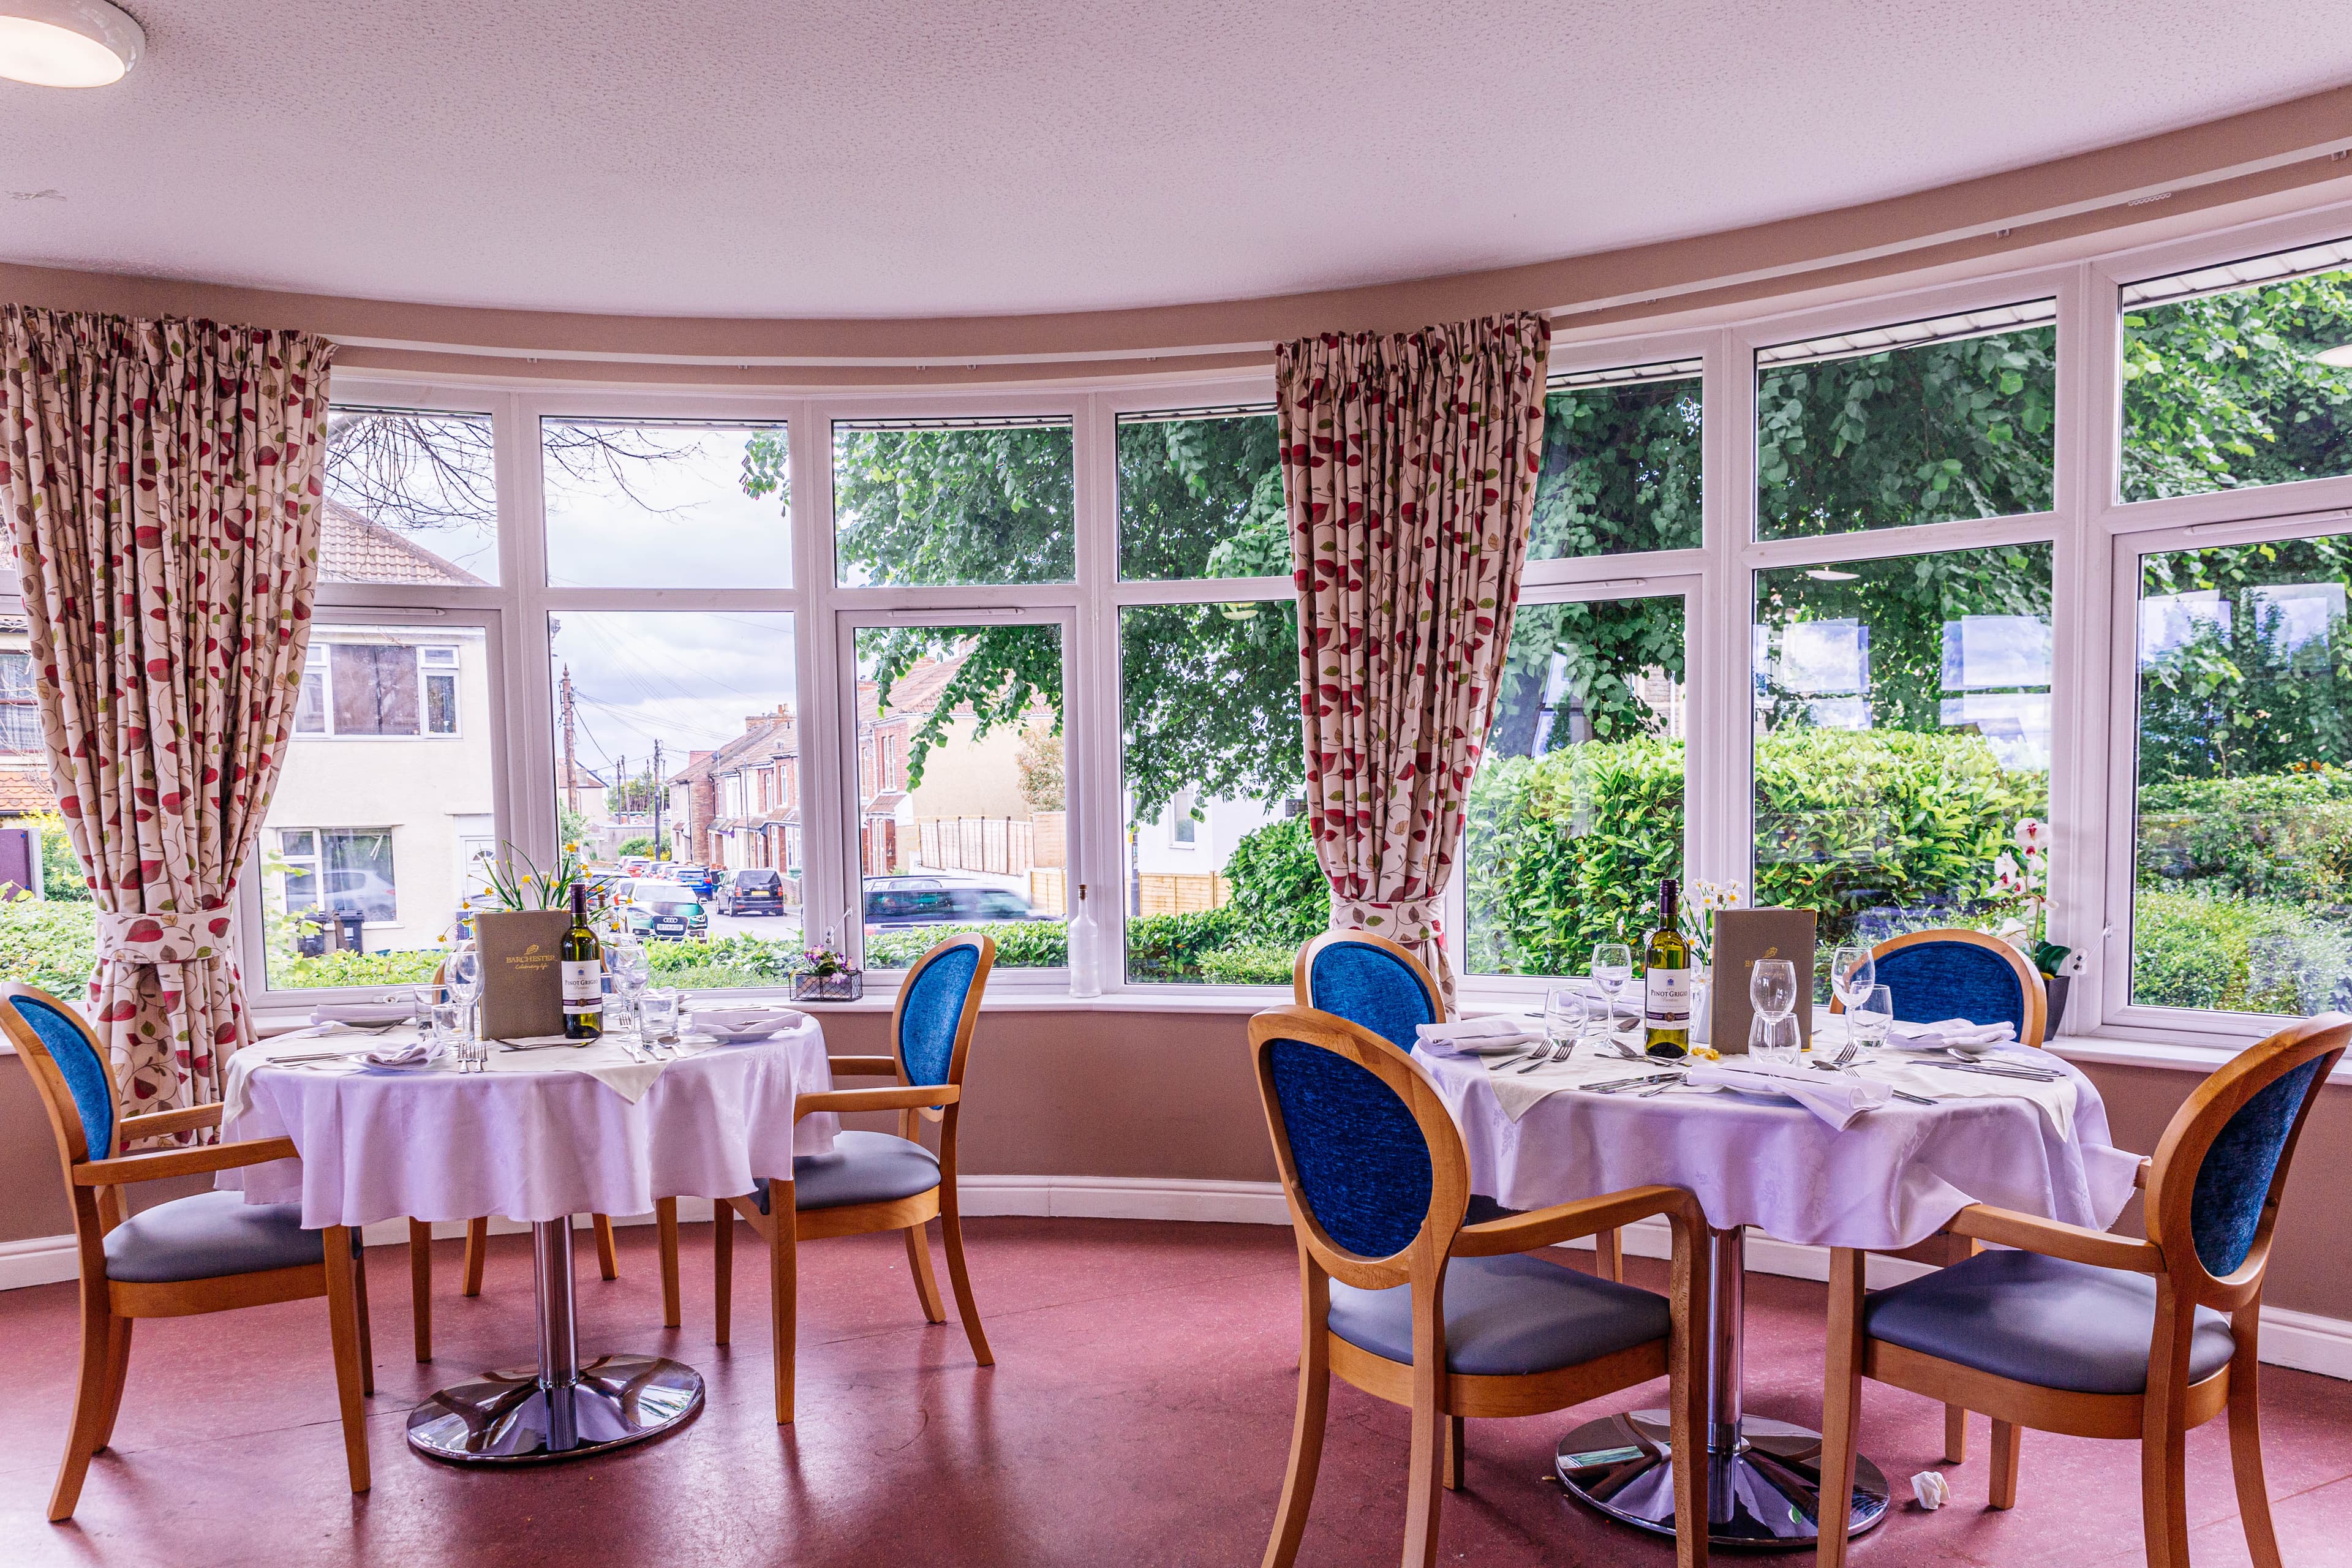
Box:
[0,765,57,815]
[318,500,487,586]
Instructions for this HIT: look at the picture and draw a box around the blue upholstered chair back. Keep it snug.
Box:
[1265,1036,1434,1259]
[2186,1056,2326,1277]
[1305,940,1438,1054]
[7,993,114,1159]
[1873,939,2030,1038]
[898,940,983,1088]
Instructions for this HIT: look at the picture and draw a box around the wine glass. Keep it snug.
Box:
[1831,945,1877,1016]
[1849,984,1895,1052]
[445,941,483,1053]
[611,938,653,1036]
[1750,957,1799,1036]
[1591,942,1633,1003]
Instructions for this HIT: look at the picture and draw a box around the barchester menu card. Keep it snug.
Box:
[476,910,570,1041]
[1708,907,1817,1055]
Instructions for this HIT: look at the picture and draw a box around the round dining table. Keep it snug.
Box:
[216,1016,835,1464]
[1415,1019,2144,1550]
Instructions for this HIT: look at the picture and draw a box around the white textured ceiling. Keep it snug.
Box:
[4,1,2351,319]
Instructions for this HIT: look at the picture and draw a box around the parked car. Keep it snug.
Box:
[613,878,709,941]
[716,866,788,916]
[863,879,1042,929]
[673,864,720,899]
[318,868,398,924]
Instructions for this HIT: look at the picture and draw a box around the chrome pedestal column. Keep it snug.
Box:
[1555,1226,1890,1548]
[407,1218,704,1464]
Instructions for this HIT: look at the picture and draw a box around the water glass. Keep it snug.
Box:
[431,1002,469,1066]
[1544,987,1587,1055]
[1749,1012,1803,1066]
[1849,984,1894,1050]
[639,989,681,1042]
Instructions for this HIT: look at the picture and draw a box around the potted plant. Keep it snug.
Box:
[1992,818,2081,1033]
[791,917,863,1003]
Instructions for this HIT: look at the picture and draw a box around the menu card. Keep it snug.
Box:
[1709,907,1817,1055]
[475,910,570,1041]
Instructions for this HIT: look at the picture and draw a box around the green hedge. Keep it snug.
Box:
[2131,889,2348,1013]
[0,892,99,996]
[864,921,1069,971]
[2135,768,2352,905]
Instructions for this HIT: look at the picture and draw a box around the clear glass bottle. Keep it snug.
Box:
[1068,881,1104,1000]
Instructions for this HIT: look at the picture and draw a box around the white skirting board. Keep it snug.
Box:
[6,1182,2348,1382]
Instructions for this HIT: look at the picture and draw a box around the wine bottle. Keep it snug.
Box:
[1643,877,1691,1060]
[561,881,603,1041]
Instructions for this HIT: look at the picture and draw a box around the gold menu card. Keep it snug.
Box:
[1709,907,1817,1054]
[475,910,570,1041]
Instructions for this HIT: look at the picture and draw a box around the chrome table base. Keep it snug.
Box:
[1556,1411,1890,1546]
[406,1218,703,1465]
[1555,1226,1889,1550]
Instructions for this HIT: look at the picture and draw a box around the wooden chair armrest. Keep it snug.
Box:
[2135,1156,2153,1190]
[1945,1203,2162,1273]
[827,1055,902,1077]
[116,1102,226,1142]
[1453,1184,1696,1257]
[75,1136,301,1186]
[794,1084,959,1121]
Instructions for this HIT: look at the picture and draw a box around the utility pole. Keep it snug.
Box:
[560,665,579,816]
[652,739,665,861]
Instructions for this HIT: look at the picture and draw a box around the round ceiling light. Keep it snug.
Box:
[0,0,143,87]
[2316,344,2352,369]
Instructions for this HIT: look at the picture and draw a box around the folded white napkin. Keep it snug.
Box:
[309,1000,415,1026]
[358,1036,436,1068]
[1887,1017,2017,1050]
[691,1005,808,1034]
[1415,1016,1544,1056]
[1863,1057,2079,1140]
[1684,1059,1890,1129]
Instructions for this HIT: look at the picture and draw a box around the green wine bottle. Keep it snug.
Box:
[561,881,603,1041]
[1643,877,1691,1060]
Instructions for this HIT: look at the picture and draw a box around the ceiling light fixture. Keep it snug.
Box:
[0,0,142,87]
[1806,568,1861,582]
[2316,344,2352,369]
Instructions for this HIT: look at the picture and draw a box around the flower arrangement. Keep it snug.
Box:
[1678,878,1744,971]
[791,916,864,1001]
[473,840,609,914]
[1991,818,2074,978]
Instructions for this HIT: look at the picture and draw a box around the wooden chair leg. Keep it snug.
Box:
[322,1227,372,1494]
[654,1197,681,1329]
[92,1314,134,1453]
[2142,1310,2194,1568]
[769,1193,798,1425]
[1261,1260,1331,1568]
[1815,1247,1867,1568]
[461,1216,489,1297]
[905,1222,948,1324]
[592,1213,619,1281]
[1989,1420,2022,1509]
[1402,1366,1446,1568]
[2226,1330,2284,1568]
[1441,1414,1465,1491]
[1945,1403,1968,1464]
[47,1276,113,1521]
[350,1244,375,1396]
[407,1218,434,1362]
[1594,1227,1624,1283]
[938,1181,994,1366]
[713,1202,734,1346]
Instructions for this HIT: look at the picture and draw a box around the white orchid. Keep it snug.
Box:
[2014,818,2048,853]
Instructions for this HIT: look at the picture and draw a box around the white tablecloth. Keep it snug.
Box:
[1417,1024,2143,1251]
[217,1020,836,1230]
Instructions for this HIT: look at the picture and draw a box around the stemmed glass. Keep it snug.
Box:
[1831,945,1876,1019]
[611,938,654,1046]
[1749,957,1801,1065]
[445,940,484,1069]
[1591,941,1632,1008]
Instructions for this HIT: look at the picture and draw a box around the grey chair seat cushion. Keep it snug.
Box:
[1864,1248,2236,1396]
[1328,1253,1672,1377]
[753,1131,941,1213]
[103,1191,325,1284]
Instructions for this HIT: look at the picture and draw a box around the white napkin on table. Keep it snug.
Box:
[1684,1059,1890,1130]
[482,1036,666,1102]
[1887,1018,2017,1050]
[309,1000,415,1026]
[1864,1056,2079,1140]
[1479,1054,1664,1121]
[358,1036,435,1068]
[1415,1016,1544,1056]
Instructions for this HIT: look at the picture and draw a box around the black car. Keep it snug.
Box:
[863,881,1040,928]
[716,866,788,916]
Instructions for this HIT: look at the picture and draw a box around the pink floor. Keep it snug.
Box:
[3,1218,2350,1567]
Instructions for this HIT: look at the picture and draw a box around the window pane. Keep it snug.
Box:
[856,624,1066,970]
[1467,596,1687,976]
[1532,365,1703,560]
[330,644,420,736]
[262,625,494,990]
[1119,602,1308,984]
[1117,409,1287,580]
[541,421,790,589]
[1753,544,2053,989]
[2122,243,2352,503]
[548,611,803,984]
[322,406,499,584]
[2133,534,2352,1013]
[1756,303,2056,541]
[834,420,1074,586]
[426,671,459,735]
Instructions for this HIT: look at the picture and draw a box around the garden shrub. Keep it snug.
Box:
[864,921,1069,971]
[0,891,97,996]
[2130,889,2350,1013]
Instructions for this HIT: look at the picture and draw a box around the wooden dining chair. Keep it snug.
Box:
[1,982,372,1521]
[1814,1011,2350,1568]
[1249,1005,1709,1568]
[399,962,638,1363]
[688,931,995,1423]
[1293,930,1626,1283]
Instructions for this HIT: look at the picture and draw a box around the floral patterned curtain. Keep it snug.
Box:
[1276,313,1551,1005]
[2,308,331,1115]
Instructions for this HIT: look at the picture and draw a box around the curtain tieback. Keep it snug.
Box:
[1332,895,1442,941]
[94,910,236,966]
